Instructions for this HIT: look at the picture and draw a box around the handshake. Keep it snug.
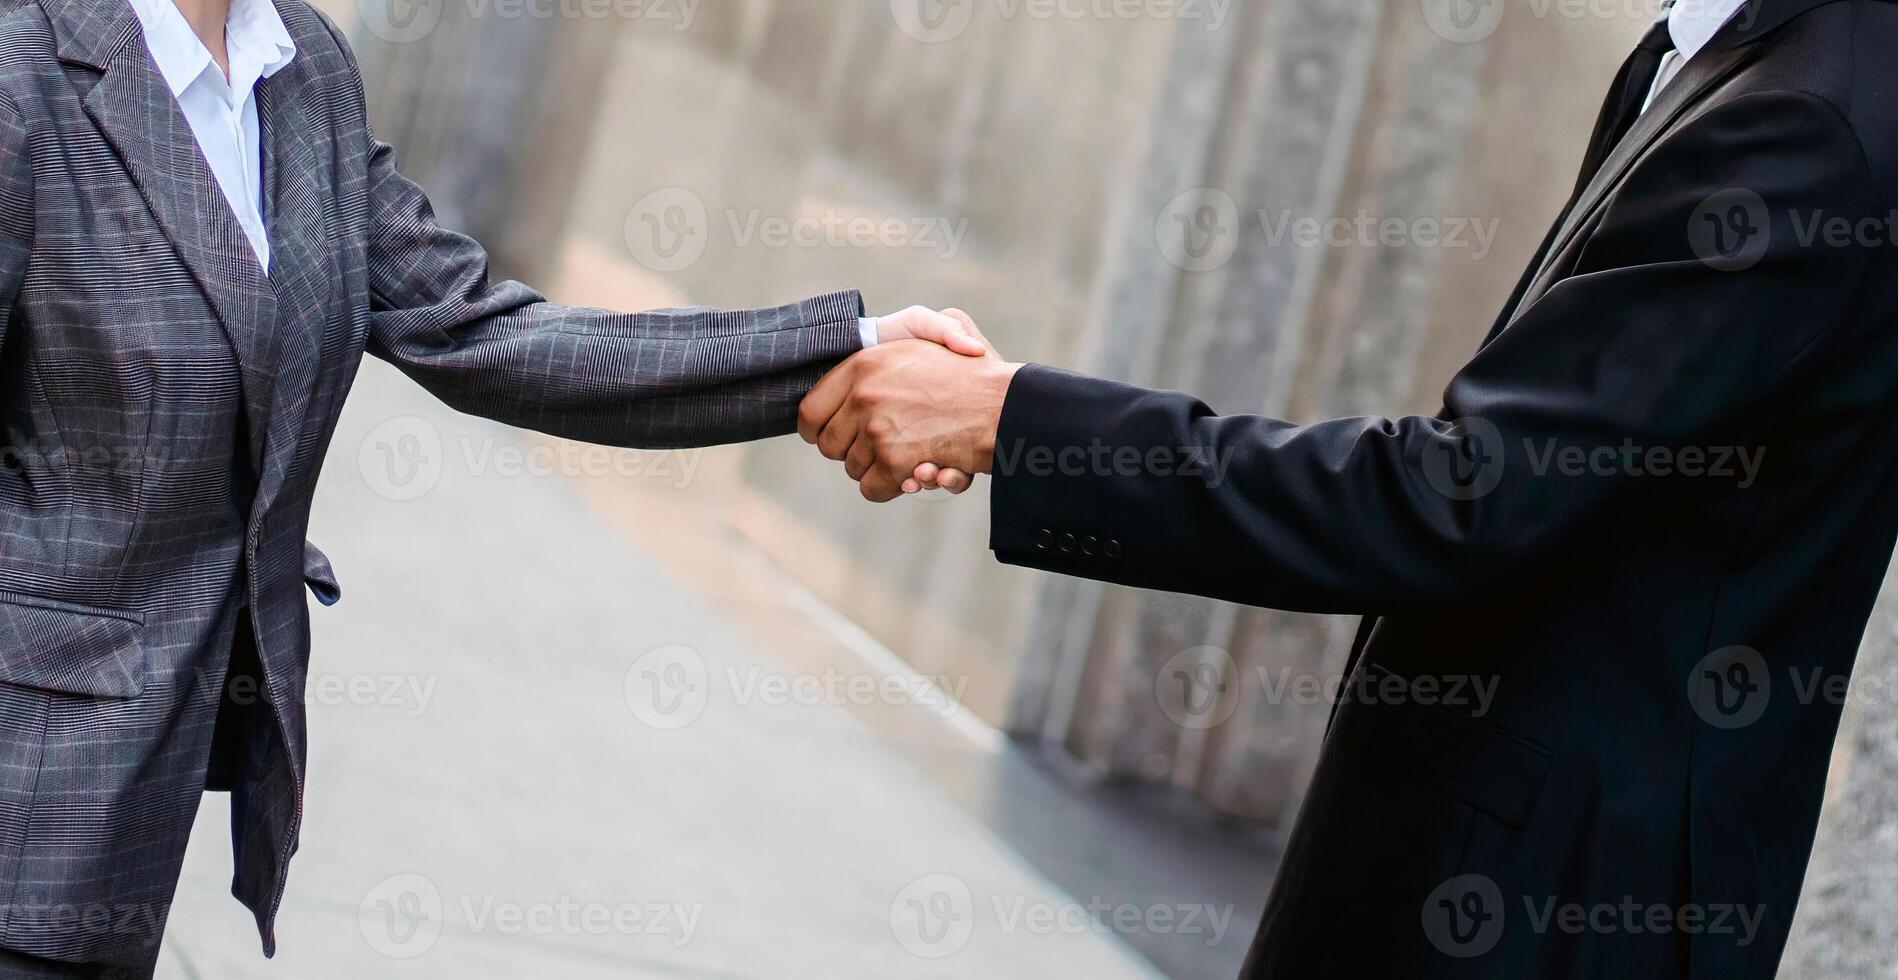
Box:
[797,306,1023,502]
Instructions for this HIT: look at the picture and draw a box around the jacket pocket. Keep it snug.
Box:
[1338,668,1552,828]
[0,592,147,698]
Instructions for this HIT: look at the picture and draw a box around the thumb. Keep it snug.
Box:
[939,308,995,358]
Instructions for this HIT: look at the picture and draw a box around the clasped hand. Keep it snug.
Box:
[799,307,1020,502]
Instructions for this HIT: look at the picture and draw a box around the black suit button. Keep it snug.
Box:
[1081,536,1099,557]
[1105,539,1122,559]
[1035,529,1054,551]
[1058,533,1077,554]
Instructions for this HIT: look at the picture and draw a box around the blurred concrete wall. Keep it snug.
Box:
[342,1,1895,970]
[341,0,1639,822]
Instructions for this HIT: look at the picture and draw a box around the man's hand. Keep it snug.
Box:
[864,307,994,494]
[799,336,1022,502]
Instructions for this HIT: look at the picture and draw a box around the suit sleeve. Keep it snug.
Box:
[361,134,864,450]
[322,21,864,451]
[988,92,1885,615]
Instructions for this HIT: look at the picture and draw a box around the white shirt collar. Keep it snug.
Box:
[127,0,296,99]
[1666,0,1753,63]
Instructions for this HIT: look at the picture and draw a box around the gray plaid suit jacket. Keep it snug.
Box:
[0,0,865,969]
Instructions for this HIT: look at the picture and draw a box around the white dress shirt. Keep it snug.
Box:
[128,0,295,272]
[1641,0,1751,114]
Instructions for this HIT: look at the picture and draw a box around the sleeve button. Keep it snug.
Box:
[1035,529,1054,551]
[1105,539,1123,559]
[1058,533,1077,554]
[1080,536,1099,557]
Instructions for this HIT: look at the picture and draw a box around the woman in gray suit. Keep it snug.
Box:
[0,0,986,973]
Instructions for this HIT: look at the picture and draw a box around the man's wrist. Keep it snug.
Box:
[972,361,1024,474]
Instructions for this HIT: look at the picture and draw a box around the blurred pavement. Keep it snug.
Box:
[150,360,1185,979]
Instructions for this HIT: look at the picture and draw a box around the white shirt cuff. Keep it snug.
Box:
[858,316,879,349]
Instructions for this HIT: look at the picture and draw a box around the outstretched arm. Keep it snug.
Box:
[316,13,984,452]
[362,132,982,450]
[803,92,1888,614]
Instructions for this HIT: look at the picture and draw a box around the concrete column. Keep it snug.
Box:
[1006,0,1492,827]
[1781,572,1898,978]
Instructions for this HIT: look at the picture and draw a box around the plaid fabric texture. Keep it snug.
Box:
[0,0,865,970]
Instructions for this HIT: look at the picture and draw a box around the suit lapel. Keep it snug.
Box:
[253,69,331,495]
[68,20,279,471]
[1504,41,1757,329]
[1499,0,1857,332]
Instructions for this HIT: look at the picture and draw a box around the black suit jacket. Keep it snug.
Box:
[988,1,1898,976]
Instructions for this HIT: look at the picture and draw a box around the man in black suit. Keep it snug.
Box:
[800,0,1898,975]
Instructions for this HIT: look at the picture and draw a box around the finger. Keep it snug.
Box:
[938,469,973,494]
[940,309,994,356]
[817,401,864,462]
[845,437,876,483]
[860,470,904,503]
[902,478,923,494]
[913,462,942,490]
[798,360,858,444]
